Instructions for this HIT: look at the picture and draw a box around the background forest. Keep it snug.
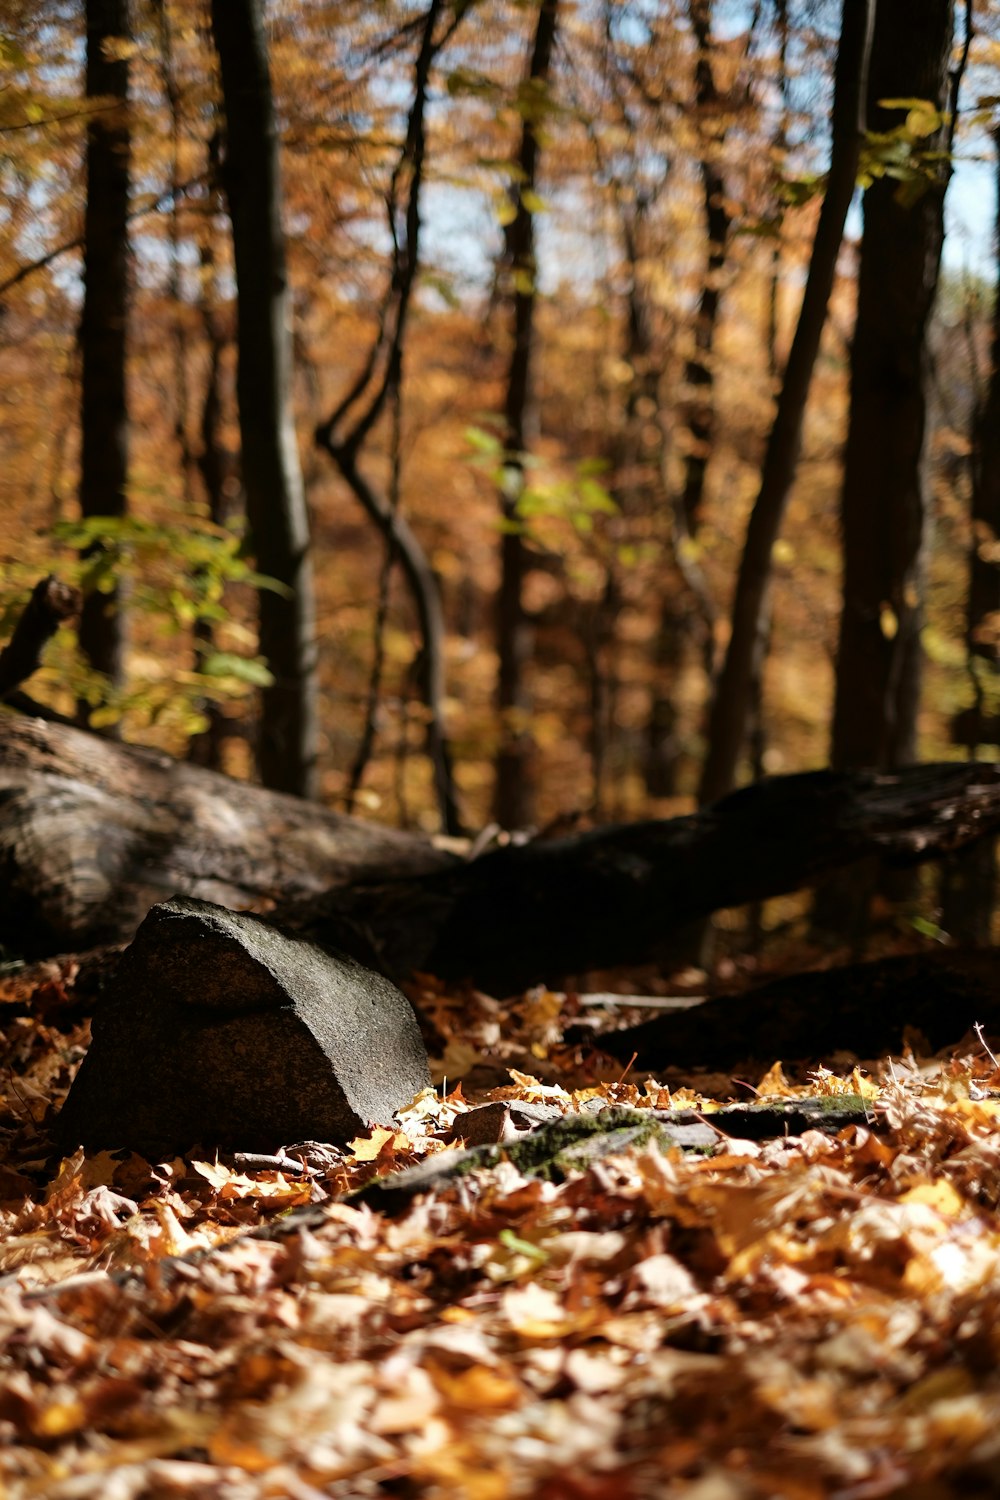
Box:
[1,0,998,941]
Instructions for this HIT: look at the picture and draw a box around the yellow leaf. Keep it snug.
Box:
[850,1067,880,1099]
[191,1158,234,1190]
[347,1127,397,1162]
[33,1400,86,1437]
[898,1178,965,1218]
[429,1361,523,1411]
[756,1060,793,1097]
[879,603,898,640]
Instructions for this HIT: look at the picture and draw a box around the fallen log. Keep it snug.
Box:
[593,947,1000,1071]
[0,711,454,956]
[3,707,1000,988]
[281,762,1000,992]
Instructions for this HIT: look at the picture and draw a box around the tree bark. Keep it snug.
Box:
[210,0,319,799]
[281,760,1000,994]
[679,0,732,536]
[4,711,1000,989]
[77,0,132,693]
[967,133,1000,687]
[644,1,724,798]
[830,0,954,773]
[0,711,452,958]
[597,947,1000,1071]
[0,580,80,702]
[495,0,560,829]
[698,0,874,806]
[940,122,1000,944]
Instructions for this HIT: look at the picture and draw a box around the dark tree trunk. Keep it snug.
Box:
[189,268,240,772]
[313,0,462,836]
[77,0,131,694]
[210,0,319,799]
[679,0,732,535]
[645,0,725,799]
[967,133,1000,685]
[939,123,1000,945]
[0,579,80,702]
[830,0,954,773]
[698,0,874,806]
[764,0,790,380]
[495,0,560,829]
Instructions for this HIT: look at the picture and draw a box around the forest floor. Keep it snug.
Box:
[2,959,1000,1498]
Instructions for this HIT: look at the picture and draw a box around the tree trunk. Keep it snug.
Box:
[188,283,240,771]
[210,0,319,799]
[495,0,560,829]
[967,135,1000,686]
[940,122,1000,944]
[698,0,874,806]
[644,1,725,798]
[679,0,732,535]
[313,0,462,835]
[830,0,954,773]
[77,0,132,695]
[189,139,242,773]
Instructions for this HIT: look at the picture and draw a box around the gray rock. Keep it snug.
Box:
[57,896,430,1157]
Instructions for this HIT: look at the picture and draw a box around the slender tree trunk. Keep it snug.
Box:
[940,121,1000,945]
[698,0,874,806]
[77,0,131,694]
[765,0,789,380]
[210,0,319,799]
[189,236,241,771]
[830,0,954,774]
[313,0,462,835]
[646,0,730,797]
[968,133,1000,688]
[495,0,559,829]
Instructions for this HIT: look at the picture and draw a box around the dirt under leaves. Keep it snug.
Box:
[3,962,1000,1497]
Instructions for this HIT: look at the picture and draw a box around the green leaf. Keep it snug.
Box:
[200,653,274,687]
[910,916,948,942]
[465,425,504,457]
[88,704,123,729]
[496,196,518,228]
[498,1229,548,1264]
[578,478,618,514]
[0,37,28,68]
[576,457,611,478]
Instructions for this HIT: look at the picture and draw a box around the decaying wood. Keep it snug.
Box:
[0,711,454,955]
[3,708,1000,986]
[280,762,1000,992]
[0,577,80,702]
[594,947,1000,1071]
